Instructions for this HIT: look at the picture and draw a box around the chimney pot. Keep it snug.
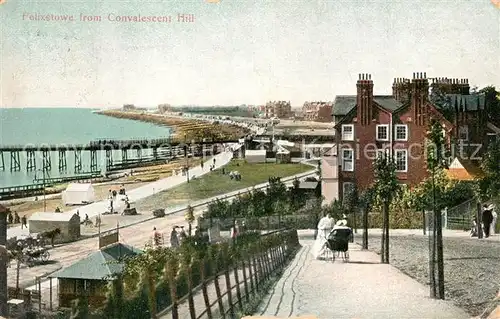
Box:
[413,72,416,79]
[424,72,426,78]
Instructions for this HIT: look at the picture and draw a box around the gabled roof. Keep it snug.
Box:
[446,158,484,181]
[373,96,404,112]
[445,94,485,112]
[332,95,356,116]
[332,95,404,116]
[49,243,142,280]
[30,212,78,222]
[65,183,94,192]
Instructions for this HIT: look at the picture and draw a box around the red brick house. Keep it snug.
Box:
[322,73,499,202]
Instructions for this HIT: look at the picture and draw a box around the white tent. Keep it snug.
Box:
[245,149,267,163]
[62,183,96,205]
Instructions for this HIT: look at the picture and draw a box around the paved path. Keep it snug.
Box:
[257,232,470,319]
[7,145,240,239]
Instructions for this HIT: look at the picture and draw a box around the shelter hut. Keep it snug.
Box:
[245,149,267,163]
[62,183,96,206]
[276,145,291,164]
[49,237,142,309]
[446,158,483,181]
[28,212,80,243]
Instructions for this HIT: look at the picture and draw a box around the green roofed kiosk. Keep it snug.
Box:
[49,226,141,309]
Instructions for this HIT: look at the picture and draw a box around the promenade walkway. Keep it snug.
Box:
[256,231,470,319]
[7,145,240,239]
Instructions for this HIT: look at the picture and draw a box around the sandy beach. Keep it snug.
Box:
[3,157,202,222]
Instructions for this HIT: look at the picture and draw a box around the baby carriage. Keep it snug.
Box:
[324,227,352,262]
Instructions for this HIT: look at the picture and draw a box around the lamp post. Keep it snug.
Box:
[184,134,190,183]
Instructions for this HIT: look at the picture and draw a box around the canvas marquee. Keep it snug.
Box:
[62,183,96,205]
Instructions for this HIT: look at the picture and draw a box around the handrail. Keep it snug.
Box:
[157,228,293,317]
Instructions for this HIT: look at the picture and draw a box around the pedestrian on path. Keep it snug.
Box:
[170,227,179,248]
[200,161,204,170]
[21,215,27,229]
[482,204,493,238]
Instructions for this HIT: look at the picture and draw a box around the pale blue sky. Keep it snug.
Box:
[1,0,499,108]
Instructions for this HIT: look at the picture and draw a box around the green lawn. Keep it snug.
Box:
[135,160,313,210]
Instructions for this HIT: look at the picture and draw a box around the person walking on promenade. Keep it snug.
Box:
[21,215,27,229]
[178,226,187,243]
[200,161,204,170]
[482,204,494,238]
[213,158,216,166]
[170,227,179,248]
[7,212,13,224]
[491,205,498,234]
[14,212,20,224]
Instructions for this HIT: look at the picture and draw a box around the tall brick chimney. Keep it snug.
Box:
[357,73,374,126]
[392,78,411,102]
[411,72,429,126]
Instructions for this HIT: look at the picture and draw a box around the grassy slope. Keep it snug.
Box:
[135,160,313,210]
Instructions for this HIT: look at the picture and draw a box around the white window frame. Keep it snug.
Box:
[395,124,408,141]
[458,125,469,141]
[376,124,389,141]
[341,124,354,141]
[343,182,355,197]
[394,149,408,172]
[341,148,354,172]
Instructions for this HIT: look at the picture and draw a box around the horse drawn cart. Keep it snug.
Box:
[20,247,50,267]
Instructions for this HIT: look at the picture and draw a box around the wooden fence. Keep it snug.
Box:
[158,229,300,319]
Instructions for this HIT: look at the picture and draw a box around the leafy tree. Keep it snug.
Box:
[372,153,400,264]
[477,139,500,202]
[423,118,449,300]
[343,184,359,231]
[185,205,195,236]
[479,86,500,126]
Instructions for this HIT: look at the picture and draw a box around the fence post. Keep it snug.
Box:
[252,254,259,293]
[186,263,196,319]
[200,259,213,319]
[167,274,178,319]
[49,277,53,311]
[241,256,250,303]
[224,263,235,318]
[232,259,243,312]
[213,272,225,318]
[422,210,426,235]
[37,277,41,313]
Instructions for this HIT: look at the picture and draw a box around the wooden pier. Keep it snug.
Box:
[0,137,239,173]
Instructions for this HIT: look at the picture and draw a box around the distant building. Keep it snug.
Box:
[265,101,292,118]
[158,104,172,113]
[302,101,333,122]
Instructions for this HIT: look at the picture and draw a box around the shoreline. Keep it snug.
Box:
[96,109,251,142]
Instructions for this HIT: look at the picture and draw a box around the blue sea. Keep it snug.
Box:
[0,108,171,188]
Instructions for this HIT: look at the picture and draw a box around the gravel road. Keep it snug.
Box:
[356,234,500,316]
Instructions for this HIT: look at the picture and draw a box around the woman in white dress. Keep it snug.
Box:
[311,213,334,259]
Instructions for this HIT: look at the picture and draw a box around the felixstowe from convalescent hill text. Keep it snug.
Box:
[21,13,195,23]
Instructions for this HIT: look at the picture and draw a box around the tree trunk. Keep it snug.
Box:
[422,210,426,235]
[147,271,157,319]
[381,204,386,263]
[436,209,445,299]
[384,201,390,264]
[428,211,436,299]
[362,207,368,249]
